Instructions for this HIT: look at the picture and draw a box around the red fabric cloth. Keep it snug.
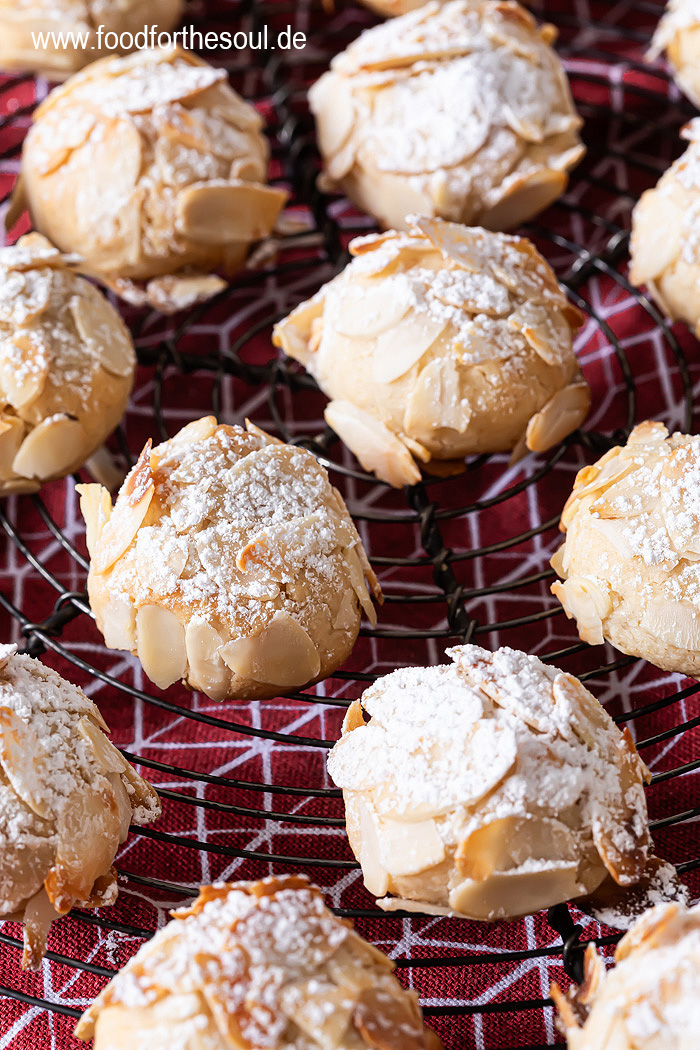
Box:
[1,1,699,1047]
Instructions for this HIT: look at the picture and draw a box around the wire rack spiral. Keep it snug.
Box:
[1,0,700,1047]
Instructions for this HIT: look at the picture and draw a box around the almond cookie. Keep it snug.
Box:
[552,422,700,676]
[0,644,160,970]
[552,901,700,1049]
[630,119,700,335]
[649,0,700,106]
[327,643,653,921]
[0,0,183,80]
[0,233,135,495]
[75,875,443,1050]
[13,47,288,312]
[78,417,381,700]
[309,0,584,231]
[273,216,589,486]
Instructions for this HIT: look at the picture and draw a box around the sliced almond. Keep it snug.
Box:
[404,356,472,439]
[0,415,25,480]
[372,312,447,384]
[185,620,229,701]
[551,575,611,646]
[343,544,377,626]
[220,614,321,688]
[167,416,218,449]
[333,281,412,340]
[76,716,127,777]
[12,415,88,482]
[480,168,568,232]
[145,273,228,314]
[640,599,700,651]
[376,814,445,877]
[0,268,52,328]
[0,332,49,411]
[509,301,572,365]
[311,72,356,156]
[590,518,634,559]
[99,595,138,650]
[69,291,136,378]
[136,605,187,690]
[525,378,590,453]
[21,887,58,972]
[280,979,355,1047]
[0,705,51,818]
[92,441,154,575]
[175,179,287,244]
[353,986,427,1050]
[457,816,576,882]
[324,400,421,488]
[76,482,113,557]
[272,294,325,364]
[354,795,390,897]
[627,420,668,446]
[630,191,684,285]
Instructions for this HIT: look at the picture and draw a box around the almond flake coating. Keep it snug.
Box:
[552,901,700,1049]
[15,47,287,310]
[309,0,584,231]
[552,422,700,676]
[0,0,183,79]
[0,233,135,495]
[327,643,653,921]
[649,0,700,105]
[630,119,700,334]
[75,875,443,1050]
[79,418,380,701]
[273,216,588,486]
[0,643,160,970]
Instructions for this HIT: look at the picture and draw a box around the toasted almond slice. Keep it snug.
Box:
[76,716,127,776]
[92,441,154,575]
[404,356,471,438]
[220,614,321,688]
[343,544,377,626]
[0,415,25,479]
[0,269,52,328]
[334,281,412,339]
[448,861,584,921]
[353,986,428,1050]
[281,978,356,1045]
[0,705,51,818]
[145,273,228,314]
[272,293,325,364]
[0,332,49,411]
[244,419,283,446]
[630,190,684,285]
[354,796,390,897]
[12,415,88,481]
[99,595,138,650]
[550,543,566,576]
[480,168,568,232]
[76,482,113,557]
[457,816,576,882]
[372,312,446,384]
[551,575,611,645]
[69,291,136,378]
[47,783,123,913]
[376,814,444,877]
[184,620,229,701]
[640,599,700,651]
[324,400,421,488]
[411,216,499,275]
[525,378,590,453]
[509,301,572,365]
[85,446,126,491]
[21,887,58,972]
[166,416,218,449]
[175,179,288,244]
[136,605,187,690]
[590,518,634,559]
[311,72,356,156]
[628,420,668,445]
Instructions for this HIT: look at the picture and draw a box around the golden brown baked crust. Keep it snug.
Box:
[79,417,381,700]
[0,0,184,79]
[551,421,700,676]
[630,119,700,335]
[0,232,135,495]
[273,216,588,486]
[0,644,160,969]
[75,874,443,1050]
[309,0,584,231]
[552,901,700,1048]
[649,0,700,106]
[327,643,652,921]
[14,47,288,311]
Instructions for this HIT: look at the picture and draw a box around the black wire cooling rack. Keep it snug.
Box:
[1,1,700,1048]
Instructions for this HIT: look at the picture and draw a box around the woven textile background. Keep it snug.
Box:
[1,0,700,1047]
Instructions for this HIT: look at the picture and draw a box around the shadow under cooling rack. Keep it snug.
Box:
[0,1,699,1048]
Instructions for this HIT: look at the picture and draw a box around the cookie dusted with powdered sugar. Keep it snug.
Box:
[0,233,135,495]
[552,422,700,676]
[0,644,160,970]
[309,0,584,231]
[78,417,381,700]
[75,875,443,1050]
[273,216,589,486]
[552,901,700,1049]
[0,0,183,80]
[12,47,287,312]
[630,120,700,335]
[327,643,655,921]
[649,0,700,106]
